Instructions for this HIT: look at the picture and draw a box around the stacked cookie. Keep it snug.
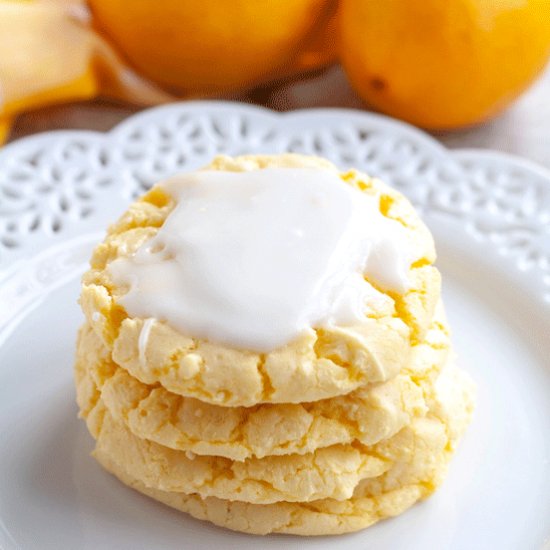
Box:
[75,154,475,536]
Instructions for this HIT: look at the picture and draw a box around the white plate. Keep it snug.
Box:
[0,102,549,550]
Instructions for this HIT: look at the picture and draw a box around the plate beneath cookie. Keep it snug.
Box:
[1,102,549,549]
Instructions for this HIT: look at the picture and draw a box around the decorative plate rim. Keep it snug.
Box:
[6,101,550,177]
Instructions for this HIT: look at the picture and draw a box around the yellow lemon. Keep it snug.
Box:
[339,0,550,129]
[88,0,335,94]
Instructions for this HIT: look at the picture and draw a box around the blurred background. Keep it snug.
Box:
[3,0,550,166]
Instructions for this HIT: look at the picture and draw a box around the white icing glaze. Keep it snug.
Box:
[138,318,155,366]
[108,168,412,351]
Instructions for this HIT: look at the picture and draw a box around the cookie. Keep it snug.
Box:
[93,389,473,536]
[79,154,441,406]
[78,356,474,506]
[88,400,390,504]
[75,310,450,461]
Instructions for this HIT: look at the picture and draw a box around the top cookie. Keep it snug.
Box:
[80,154,440,406]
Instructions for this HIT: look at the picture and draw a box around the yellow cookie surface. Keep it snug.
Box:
[88,402,390,504]
[98,452,427,536]
[79,154,441,406]
[92,371,474,536]
[75,308,451,461]
[77,356,474,506]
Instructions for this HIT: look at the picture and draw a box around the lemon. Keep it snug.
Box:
[88,0,334,94]
[340,0,550,129]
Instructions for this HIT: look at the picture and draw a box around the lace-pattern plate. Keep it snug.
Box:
[0,102,549,550]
